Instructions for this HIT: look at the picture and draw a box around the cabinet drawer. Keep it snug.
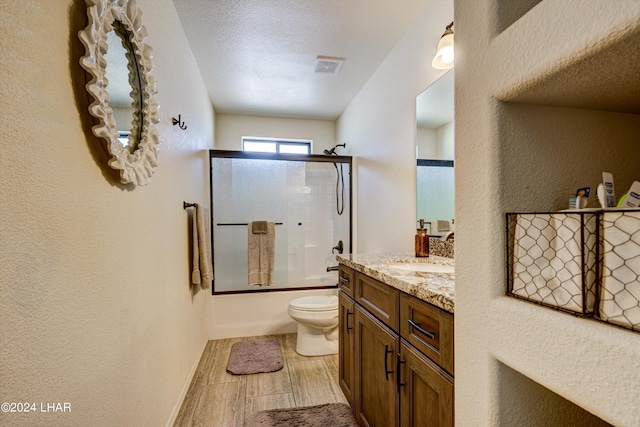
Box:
[338,265,356,298]
[400,293,454,375]
[356,273,399,330]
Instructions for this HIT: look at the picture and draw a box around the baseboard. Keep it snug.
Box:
[209,319,298,340]
[166,338,209,427]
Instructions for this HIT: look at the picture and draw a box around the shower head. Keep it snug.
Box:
[323,143,346,156]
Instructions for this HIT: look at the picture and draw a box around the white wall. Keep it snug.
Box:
[215,113,336,154]
[337,0,453,254]
[0,1,213,425]
[436,121,454,160]
[455,1,640,426]
[417,121,454,160]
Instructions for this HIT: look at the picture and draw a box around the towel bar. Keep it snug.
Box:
[216,222,283,226]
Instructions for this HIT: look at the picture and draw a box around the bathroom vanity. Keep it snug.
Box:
[336,253,454,427]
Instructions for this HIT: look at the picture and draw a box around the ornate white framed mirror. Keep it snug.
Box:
[79,0,160,186]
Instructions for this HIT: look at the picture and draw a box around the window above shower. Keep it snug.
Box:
[209,150,352,294]
[242,137,311,155]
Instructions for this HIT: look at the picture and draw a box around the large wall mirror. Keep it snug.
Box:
[416,70,454,236]
[79,0,160,186]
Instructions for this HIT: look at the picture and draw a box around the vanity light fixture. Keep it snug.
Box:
[432,22,454,70]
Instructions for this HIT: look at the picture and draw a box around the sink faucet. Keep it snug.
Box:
[440,231,454,241]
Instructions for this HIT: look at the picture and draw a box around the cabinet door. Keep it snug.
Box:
[339,291,356,407]
[355,306,398,427]
[399,341,454,427]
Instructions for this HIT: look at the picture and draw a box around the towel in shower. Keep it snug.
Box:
[191,203,213,289]
[248,221,275,286]
[252,221,269,234]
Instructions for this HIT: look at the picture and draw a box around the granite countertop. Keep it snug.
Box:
[336,252,455,313]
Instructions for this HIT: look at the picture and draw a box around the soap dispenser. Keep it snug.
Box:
[415,219,429,258]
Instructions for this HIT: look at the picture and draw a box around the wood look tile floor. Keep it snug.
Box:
[174,333,347,427]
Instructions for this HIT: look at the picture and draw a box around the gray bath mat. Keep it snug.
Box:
[226,339,283,375]
[245,403,358,427]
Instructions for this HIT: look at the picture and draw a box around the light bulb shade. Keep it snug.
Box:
[432,29,454,70]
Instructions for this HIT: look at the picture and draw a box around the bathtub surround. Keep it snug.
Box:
[210,152,352,293]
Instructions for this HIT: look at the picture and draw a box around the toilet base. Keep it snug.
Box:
[295,323,338,356]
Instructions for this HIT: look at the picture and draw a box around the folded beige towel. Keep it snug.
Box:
[191,203,213,289]
[252,221,268,234]
[248,221,275,286]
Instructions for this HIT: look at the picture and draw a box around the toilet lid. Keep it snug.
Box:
[289,295,338,311]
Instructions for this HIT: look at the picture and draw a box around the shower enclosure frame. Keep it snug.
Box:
[208,149,353,295]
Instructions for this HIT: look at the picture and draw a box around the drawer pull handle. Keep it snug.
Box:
[346,310,353,334]
[384,344,394,381]
[396,354,406,392]
[339,277,350,284]
[408,319,436,340]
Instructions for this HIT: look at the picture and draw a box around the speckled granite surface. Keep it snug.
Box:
[336,252,455,313]
[429,237,454,258]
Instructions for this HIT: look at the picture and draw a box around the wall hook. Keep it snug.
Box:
[172,114,187,130]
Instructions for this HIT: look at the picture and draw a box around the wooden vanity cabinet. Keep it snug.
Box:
[339,291,356,407]
[399,341,454,427]
[338,263,454,427]
[338,264,356,298]
[400,293,454,375]
[356,271,399,330]
[354,305,399,427]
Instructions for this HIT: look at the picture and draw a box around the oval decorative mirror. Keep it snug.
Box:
[79,0,160,186]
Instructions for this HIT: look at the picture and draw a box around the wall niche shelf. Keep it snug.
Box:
[491,1,640,115]
[494,0,542,34]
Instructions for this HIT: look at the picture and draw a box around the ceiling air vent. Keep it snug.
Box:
[314,56,345,74]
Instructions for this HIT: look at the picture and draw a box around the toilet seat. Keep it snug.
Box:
[289,295,338,311]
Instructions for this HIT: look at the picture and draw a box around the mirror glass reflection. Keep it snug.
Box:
[416,70,454,236]
[104,21,141,151]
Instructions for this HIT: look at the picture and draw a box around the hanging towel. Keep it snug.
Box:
[436,220,451,232]
[248,221,275,286]
[191,203,213,289]
[252,221,269,234]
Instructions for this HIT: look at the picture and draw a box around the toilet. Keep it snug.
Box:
[288,295,339,356]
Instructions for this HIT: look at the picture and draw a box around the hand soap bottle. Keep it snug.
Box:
[415,219,429,257]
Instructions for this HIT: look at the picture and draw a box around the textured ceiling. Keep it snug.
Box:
[173,0,430,120]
